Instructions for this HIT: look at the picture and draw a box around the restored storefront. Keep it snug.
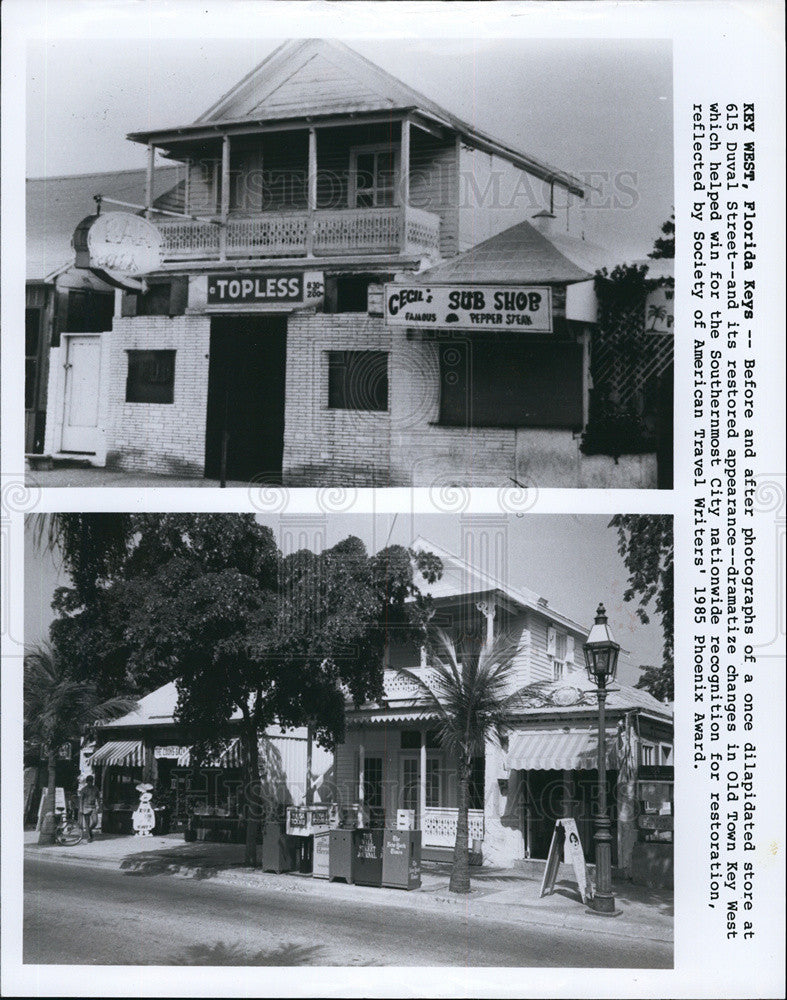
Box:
[89,682,333,838]
[333,538,673,872]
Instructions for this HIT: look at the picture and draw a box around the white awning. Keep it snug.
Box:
[177,738,242,768]
[90,740,144,767]
[505,729,617,772]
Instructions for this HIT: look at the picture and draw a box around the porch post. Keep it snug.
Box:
[476,600,496,648]
[145,143,155,219]
[307,127,317,256]
[358,742,365,806]
[183,158,191,217]
[419,728,427,828]
[400,116,410,251]
[220,133,231,261]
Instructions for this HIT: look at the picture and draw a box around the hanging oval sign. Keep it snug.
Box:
[73,211,163,276]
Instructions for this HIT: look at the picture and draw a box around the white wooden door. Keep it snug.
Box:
[400,756,420,826]
[61,336,101,453]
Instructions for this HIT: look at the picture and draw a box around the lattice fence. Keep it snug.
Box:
[582,264,674,458]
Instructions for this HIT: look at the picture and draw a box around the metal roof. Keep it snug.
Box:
[409,536,590,636]
[416,220,613,286]
[126,39,586,198]
[26,167,180,282]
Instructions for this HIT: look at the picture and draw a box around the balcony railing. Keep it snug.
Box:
[155,205,440,263]
[422,807,485,847]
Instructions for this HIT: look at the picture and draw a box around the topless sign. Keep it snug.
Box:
[384,283,553,332]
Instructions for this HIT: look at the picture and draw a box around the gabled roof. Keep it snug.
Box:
[410,536,588,636]
[127,39,585,198]
[417,220,613,286]
[26,167,180,282]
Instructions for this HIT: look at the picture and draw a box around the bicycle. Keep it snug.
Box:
[54,810,84,846]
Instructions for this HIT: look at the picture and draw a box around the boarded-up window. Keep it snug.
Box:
[65,290,114,333]
[126,350,176,404]
[327,350,388,411]
[438,339,584,429]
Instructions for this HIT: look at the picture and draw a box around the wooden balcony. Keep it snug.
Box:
[155,205,440,263]
[422,807,485,847]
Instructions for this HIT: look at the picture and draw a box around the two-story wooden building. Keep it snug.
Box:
[334,537,673,871]
[40,38,661,487]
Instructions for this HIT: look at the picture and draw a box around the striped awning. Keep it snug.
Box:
[505,729,618,772]
[90,740,144,767]
[177,738,242,768]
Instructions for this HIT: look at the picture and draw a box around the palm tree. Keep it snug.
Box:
[24,644,137,843]
[398,628,524,894]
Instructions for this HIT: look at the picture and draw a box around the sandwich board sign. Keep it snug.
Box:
[539,818,592,905]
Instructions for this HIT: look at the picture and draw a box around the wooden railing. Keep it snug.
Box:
[422,807,485,846]
[156,206,440,262]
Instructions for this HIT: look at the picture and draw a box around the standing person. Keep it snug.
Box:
[78,775,100,842]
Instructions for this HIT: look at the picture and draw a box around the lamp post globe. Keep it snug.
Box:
[583,603,621,916]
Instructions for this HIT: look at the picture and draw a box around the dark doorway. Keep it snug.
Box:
[205,315,287,482]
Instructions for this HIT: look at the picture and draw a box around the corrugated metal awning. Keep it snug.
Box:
[90,740,144,767]
[177,738,242,768]
[505,729,617,772]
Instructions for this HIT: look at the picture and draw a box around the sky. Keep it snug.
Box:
[26,36,673,260]
[24,514,667,688]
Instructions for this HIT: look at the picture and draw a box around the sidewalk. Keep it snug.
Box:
[25,465,253,489]
[25,831,673,944]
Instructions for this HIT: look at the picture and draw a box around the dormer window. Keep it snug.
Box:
[349,144,399,208]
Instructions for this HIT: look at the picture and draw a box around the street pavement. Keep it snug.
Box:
[22,833,672,968]
[24,855,672,968]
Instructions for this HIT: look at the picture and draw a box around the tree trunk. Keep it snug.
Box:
[449,761,471,894]
[305,726,313,806]
[38,752,57,845]
[243,726,260,867]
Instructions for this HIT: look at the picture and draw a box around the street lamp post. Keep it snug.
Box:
[583,603,621,916]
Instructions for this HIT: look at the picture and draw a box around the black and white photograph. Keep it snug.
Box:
[22,512,673,968]
[2,2,785,999]
[23,32,673,489]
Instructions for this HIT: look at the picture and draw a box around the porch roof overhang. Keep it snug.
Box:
[504,728,617,773]
[89,740,144,767]
[346,709,440,727]
[128,107,586,198]
[149,253,426,278]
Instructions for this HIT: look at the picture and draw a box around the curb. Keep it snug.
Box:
[26,847,673,946]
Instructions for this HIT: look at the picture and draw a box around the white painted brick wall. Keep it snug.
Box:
[106,315,210,475]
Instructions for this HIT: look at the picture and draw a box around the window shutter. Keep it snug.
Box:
[168,277,189,316]
[566,635,575,663]
[546,626,556,657]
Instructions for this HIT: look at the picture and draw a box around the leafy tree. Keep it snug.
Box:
[632,663,674,703]
[24,644,137,843]
[49,514,442,865]
[29,513,133,606]
[608,514,674,701]
[398,628,523,894]
[649,212,675,259]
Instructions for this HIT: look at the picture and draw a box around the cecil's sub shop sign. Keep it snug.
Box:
[384,283,552,332]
